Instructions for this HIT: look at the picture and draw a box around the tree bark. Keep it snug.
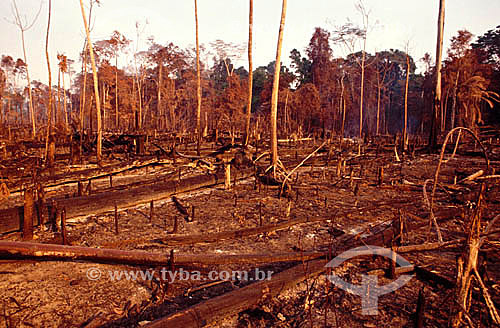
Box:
[79,0,102,163]
[270,0,287,176]
[244,0,253,146]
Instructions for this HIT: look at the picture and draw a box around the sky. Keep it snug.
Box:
[1,0,499,85]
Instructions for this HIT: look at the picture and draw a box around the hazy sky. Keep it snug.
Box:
[1,0,499,85]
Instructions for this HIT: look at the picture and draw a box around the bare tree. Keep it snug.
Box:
[332,0,375,139]
[209,40,245,77]
[10,0,42,139]
[356,1,369,139]
[132,21,147,131]
[108,31,129,130]
[244,0,253,146]
[270,0,287,176]
[429,0,445,150]
[43,0,53,163]
[403,43,411,149]
[79,0,102,162]
[340,71,346,137]
[194,0,201,156]
[77,1,98,159]
[375,58,392,135]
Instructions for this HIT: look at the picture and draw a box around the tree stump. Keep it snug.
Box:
[23,188,34,241]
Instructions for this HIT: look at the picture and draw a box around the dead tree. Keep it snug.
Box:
[270,0,287,176]
[449,185,500,326]
[194,0,202,156]
[43,0,53,163]
[403,48,410,149]
[429,0,445,150]
[10,0,42,139]
[79,0,102,162]
[244,0,253,146]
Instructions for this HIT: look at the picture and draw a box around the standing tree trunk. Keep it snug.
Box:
[62,69,68,131]
[376,79,381,135]
[450,71,459,130]
[359,46,366,139]
[43,0,53,163]
[429,0,445,150]
[403,53,410,149]
[168,79,176,131]
[137,73,143,130]
[23,30,35,136]
[194,0,202,156]
[11,0,40,139]
[115,54,119,130]
[25,28,36,139]
[340,72,346,137]
[56,68,61,126]
[79,0,102,163]
[80,44,88,133]
[270,0,287,176]
[244,0,253,146]
[157,64,162,130]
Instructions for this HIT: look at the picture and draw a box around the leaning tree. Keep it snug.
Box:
[270,0,288,176]
[79,0,102,162]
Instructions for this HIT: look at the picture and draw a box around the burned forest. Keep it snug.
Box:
[1,0,500,327]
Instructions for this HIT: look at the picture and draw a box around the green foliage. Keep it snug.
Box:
[472,25,500,68]
[289,49,312,86]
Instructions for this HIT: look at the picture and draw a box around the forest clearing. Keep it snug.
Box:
[1,0,500,327]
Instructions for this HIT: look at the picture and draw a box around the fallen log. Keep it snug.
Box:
[141,209,462,327]
[11,156,165,193]
[0,241,324,267]
[457,169,484,183]
[144,258,328,328]
[0,167,254,234]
